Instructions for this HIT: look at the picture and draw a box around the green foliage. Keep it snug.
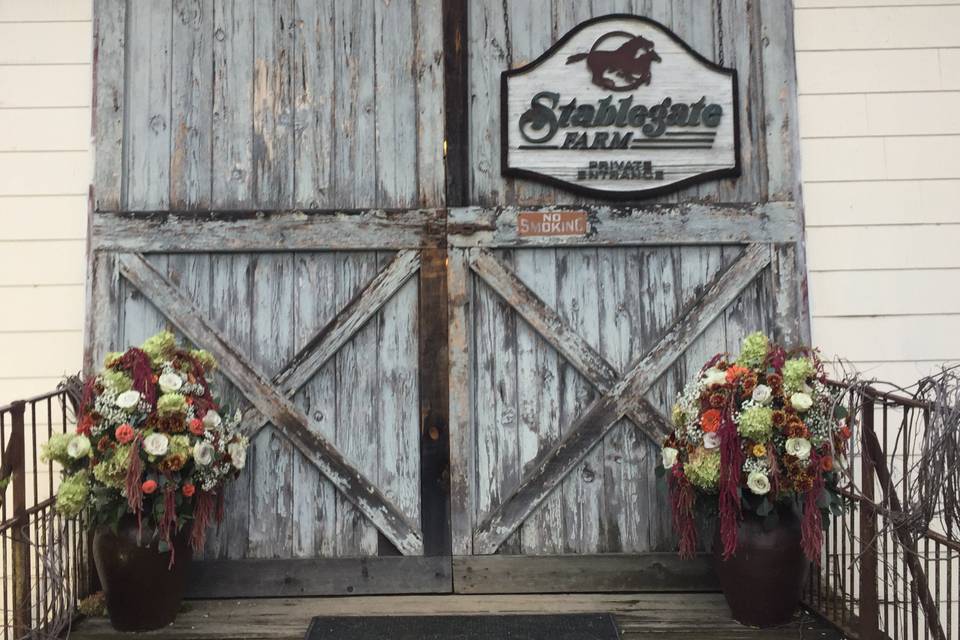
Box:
[736,331,769,369]
[738,405,774,442]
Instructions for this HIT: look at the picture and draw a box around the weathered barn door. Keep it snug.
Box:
[444,1,807,593]
[88,0,806,596]
[87,0,451,597]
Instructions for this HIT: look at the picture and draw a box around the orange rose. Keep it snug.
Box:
[701,409,722,433]
[141,480,158,494]
[725,365,749,382]
[115,423,135,444]
[820,456,833,472]
[189,418,205,436]
[182,483,196,498]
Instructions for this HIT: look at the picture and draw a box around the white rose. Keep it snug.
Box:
[661,446,679,469]
[142,433,169,457]
[791,392,813,412]
[67,435,91,459]
[702,432,721,450]
[115,390,142,411]
[752,384,773,405]
[158,372,183,393]
[702,367,727,387]
[228,442,247,470]
[785,437,812,461]
[746,471,771,495]
[202,410,222,429]
[193,441,215,466]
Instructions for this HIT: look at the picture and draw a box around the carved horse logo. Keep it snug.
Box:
[566,31,661,91]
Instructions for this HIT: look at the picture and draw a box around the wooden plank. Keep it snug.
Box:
[334,252,382,556]
[91,209,446,251]
[170,0,213,209]
[473,250,521,554]
[83,250,120,376]
[187,556,452,598]
[205,253,253,559]
[374,0,417,207]
[598,248,644,553]
[417,248,450,556]
[91,0,125,212]
[74,592,844,640]
[771,243,804,348]
[291,0,334,208]
[291,252,338,558]
[513,248,563,554]
[120,254,170,346]
[447,247,474,556]
[468,248,672,443]
[555,247,605,554]
[716,0,767,203]
[472,244,772,554]
[241,250,422,435]
[448,202,801,248]
[759,0,800,202]
[116,253,424,555]
[252,0,294,208]
[125,0,172,210]
[452,553,716,594]
[332,0,375,207]
[211,0,254,207]
[248,254,296,558]
[466,0,508,206]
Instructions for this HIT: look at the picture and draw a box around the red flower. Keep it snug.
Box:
[839,425,852,440]
[701,409,722,433]
[182,483,196,498]
[141,480,158,494]
[189,418,205,436]
[820,456,834,472]
[115,423,135,444]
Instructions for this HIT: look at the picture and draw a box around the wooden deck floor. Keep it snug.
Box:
[70,593,842,639]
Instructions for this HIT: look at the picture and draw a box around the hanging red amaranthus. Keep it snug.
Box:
[718,407,744,560]
[668,467,698,558]
[190,490,217,551]
[125,435,144,525]
[117,348,158,405]
[801,451,825,563]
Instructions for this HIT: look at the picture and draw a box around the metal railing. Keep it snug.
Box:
[0,389,88,640]
[806,384,957,640]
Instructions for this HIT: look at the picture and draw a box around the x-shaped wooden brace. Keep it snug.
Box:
[468,243,772,554]
[117,250,424,555]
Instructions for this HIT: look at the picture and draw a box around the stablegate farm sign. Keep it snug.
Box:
[502,15,740,199]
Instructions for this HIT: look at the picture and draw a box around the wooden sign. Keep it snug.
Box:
[502,15,740,200]
[517,210,590,237]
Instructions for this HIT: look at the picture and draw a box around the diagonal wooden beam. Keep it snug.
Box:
[240,249,421,436]
[472,243,771,554]
[469,248,671,443]
[117,253,424,555]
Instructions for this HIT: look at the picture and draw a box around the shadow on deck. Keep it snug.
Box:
[69,593,841,639]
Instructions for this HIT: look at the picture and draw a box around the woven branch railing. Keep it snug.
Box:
[807,381,958,640]
[0,388,89,640]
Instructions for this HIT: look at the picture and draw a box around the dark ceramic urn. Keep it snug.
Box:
[713,509,810,628]
[92,515,193,632]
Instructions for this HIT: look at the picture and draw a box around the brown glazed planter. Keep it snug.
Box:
[92,515,193,632]
[713,508,809,628]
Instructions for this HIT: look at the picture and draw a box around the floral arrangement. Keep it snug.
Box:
[660,332,851,562]
[42,331,248,561]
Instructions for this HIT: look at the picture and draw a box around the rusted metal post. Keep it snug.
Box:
[10,400,32,638]
[858,396,880,640]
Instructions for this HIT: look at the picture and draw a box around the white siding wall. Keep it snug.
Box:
[0,0,91,404]
[795,0,960,385]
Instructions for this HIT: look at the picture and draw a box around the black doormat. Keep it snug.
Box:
[305,614,620,640]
